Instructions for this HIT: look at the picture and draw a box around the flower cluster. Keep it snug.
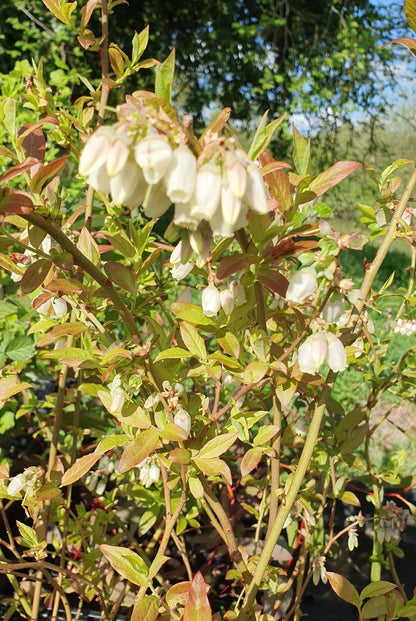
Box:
[377,500,409,544]
[201,280,247,317]
[297,331,347,374]
[393,318,416,336]
[79,100,269,241]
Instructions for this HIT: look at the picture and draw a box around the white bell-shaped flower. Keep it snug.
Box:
[202,285,221,317]
[135,135,173,185]
[286,267,317,304]
[79,128,112,176]
[297,333,328,374]
[174,408,191,436]
[189,163,222,221]
[110,159,147,208]
[326,333,347,372]
[322,293,345,324]
[220,289,235,315]
[165,145,197,203]
[244,165,269,214]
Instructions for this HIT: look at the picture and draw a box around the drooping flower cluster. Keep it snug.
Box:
[297,331,347,374]
[201,280,247,317]
[393,318,416,336]
[79,99,269,240]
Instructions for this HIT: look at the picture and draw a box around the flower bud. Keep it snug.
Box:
[322,293,344,324]
[286,267,317,304]
[174,408,191,435]
[7,473,27,496]
[297,333,328,374]
[325,333,347,372]
[135,136,173,185]
[220,288,235,315]
[202,285,221,317]
[165,145,197,203]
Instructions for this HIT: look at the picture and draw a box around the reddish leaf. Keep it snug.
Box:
[257,269,288,297]
[385,36,416,54]
[183,572,212,621]
[80,0,100,29]
[260,151,293,212]
[19,125,45,163]
[240,447,263,477]
[309,161,361,197]
[61,451,104,486]
[104,261,136,293]
[216,253,260,281]
[0,158,39,185]
[30,156,69,194]
[166,582,191,609]
[20,259,53,294]
[0,377,31,407]
[326,572,360,608]
[45,278,84,293]
[0,190,34,215]
[118,428,159,473]
[200,108,231,146]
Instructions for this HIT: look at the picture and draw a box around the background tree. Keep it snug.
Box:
[0,0,413,135]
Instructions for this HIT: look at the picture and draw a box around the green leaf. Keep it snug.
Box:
[180,322,207,360]
[0,301,19,319]
[253,425,280,447]
[4,336,35,362]
[131,595,159,621]
[154,347,192,362]
[0,410,15,435]
[361,595,389,619]
[0,377,31,407]
[188,476,204,499]
[96,434,128,453]
[77,227,100,267]
[292,124,311,175]
[243,361,269,384]
[339,491,361,507]
[326,572,360,608]
[193,457,232,485]
[360,581,397,601]
[248,111,286,160]
[118,428,159,473]
[217,331,240,358]
[198,432,238,459]
[132,26,150,65]
[148,554,169,580]
[182,572,212,621]
[100,544,149,587]
[170,302,216,327]
[155,48,175,103]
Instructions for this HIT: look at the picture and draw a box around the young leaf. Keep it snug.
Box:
[180,322,207,360]
[118,428,159,473]
[30,156,68,194]
[100,545,149,587]
[20,259,53,294]
[198,432,238,459]
[131,595,159,621]
[326,572,360,608]
[61,452,104,486]
[104,262,136,294]
[360,581,397,601]
[182,572,212,621]
[240,447,263,477]
[292,125,311,175]
[248,111,286,161]
[155,49,175,103]
[308,161,361,197]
